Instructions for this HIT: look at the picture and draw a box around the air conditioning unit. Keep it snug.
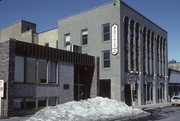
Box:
[66,44,82,53]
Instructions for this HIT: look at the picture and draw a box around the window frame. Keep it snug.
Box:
[64,33,71,47]
[102,23,110,41]
[102,50,110,68]
[81,29,88,45]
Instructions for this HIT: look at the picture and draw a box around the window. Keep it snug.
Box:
[13,98,24,110]
[81,29,88,45]
[48,61,57,83]
[26,57,36,83]
[56,40,58,48]
[38,97,47,108]
[15,56,24,82]
[37,59,47,83]
[26,98,36,110]
[64,33,70,46]
[102,23,110,41]
[48,97,57,106]
[44,43,49,47]
[103,50,110,68]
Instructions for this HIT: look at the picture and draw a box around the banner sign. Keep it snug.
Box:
[111,24,119,55]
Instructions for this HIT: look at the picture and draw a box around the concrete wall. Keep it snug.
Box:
[58,0,122,101]
[38,28,58,48]
[0,20,36,44]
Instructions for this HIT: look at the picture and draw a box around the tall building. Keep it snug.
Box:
[0,0,169,117]
[58,0,168,105]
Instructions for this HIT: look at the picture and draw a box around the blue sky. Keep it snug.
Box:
[0,0,179,61]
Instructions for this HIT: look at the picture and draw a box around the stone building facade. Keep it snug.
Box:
[0,40,94,117]
[58,0,168,105]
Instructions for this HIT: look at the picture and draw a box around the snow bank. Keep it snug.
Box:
[26,97,147,121]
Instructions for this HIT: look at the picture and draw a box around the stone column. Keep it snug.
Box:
[133,23,137,71]
[138,26,144,105]
[164,40,169,102]
[145,29,148,74]
[149,31,152,74]
[159,38,162,76]
[153,35,158,104]
[128,20,131,71]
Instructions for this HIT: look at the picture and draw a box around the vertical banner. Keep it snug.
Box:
[112,24,119,55]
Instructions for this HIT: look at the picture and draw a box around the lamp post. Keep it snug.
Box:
[127,70,139,106]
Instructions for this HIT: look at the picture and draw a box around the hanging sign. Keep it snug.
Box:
[0,80,4,97]
[111,24,119,55]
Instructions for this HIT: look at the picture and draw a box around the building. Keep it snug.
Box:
[0,39,94,117]
[169,69,180,99]
[0,0,169,117]
[58,0,168,105]
[38,28,58,48]
[0,20,38,44]
[169,61,180,71]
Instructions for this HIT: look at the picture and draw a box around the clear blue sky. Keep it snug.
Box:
[0,0,179,61]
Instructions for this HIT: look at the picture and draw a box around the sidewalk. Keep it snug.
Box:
[133,102,171,111]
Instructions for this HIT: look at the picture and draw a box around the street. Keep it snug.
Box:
[132,106,180,121]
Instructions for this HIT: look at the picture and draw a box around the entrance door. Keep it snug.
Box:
[74,84,86,101]
[99,79,111,98]
[125,84,132,106]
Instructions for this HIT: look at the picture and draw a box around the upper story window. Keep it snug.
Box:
[103,50,110,68]
[64,33,70,47]
[102,23,110,41]
[81,29,88,45]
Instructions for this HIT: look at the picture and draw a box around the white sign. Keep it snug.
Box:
[0,80,4,97]
[111,24,119,55]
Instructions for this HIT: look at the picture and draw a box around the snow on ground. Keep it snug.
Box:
[26,97,148,121]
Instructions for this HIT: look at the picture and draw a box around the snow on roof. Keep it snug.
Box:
[26,97,147,121]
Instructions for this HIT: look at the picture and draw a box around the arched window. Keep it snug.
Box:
[130,20,134,70]
[143,27,147,74]
[135,23,139,71]
[123,16,129,72]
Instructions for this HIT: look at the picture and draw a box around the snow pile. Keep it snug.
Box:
[26,97,147,121]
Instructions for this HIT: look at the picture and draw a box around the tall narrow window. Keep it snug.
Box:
[124,17,129,72]
[81,29,88,45]
[56,40,58,48]
[102,23,110,41]
[15,56,24,82]
[48,61,57,83]
[103,50,110,68]
[64,33,70,46]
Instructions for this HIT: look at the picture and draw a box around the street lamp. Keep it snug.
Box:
[127,70,139,106]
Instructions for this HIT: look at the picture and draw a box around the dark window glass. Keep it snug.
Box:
[82,29,88,45]
[103,50,110,68]
[13,98,24,110]
[45,43,49,47]
[48,61,57,83]
[38,97,47,108]
[56,40,58,48]
[48,97,57,106]
[103,23,110,41]
[26,98,36,110]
